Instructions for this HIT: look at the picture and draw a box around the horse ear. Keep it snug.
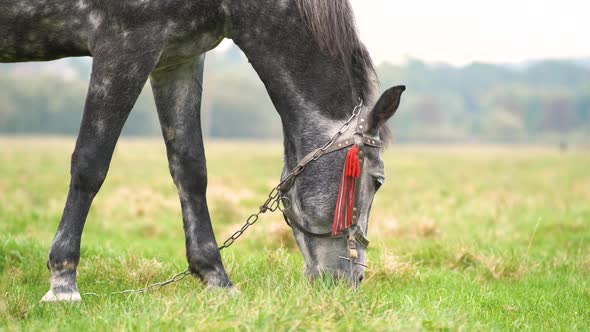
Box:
[368,85,406,131]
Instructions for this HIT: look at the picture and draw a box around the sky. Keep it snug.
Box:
[349,0,589,65]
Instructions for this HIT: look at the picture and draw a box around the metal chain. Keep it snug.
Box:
[84,99,364,297]
[84,270,191,296]
[218,186,282,250]
[85,176,285,297]
[278,98,364,186]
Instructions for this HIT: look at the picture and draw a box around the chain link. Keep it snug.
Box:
[322,98,363,152]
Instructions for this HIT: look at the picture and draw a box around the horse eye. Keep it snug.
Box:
[373,176,385,191]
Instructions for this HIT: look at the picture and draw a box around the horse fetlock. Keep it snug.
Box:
[190,267,233,288]
[204,273,233,288]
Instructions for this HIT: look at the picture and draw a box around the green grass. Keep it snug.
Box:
[1,138,589,331]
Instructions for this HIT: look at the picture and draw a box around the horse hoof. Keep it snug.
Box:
[227,286,240,297]
[40,289,82,303]
[204,285,240,297]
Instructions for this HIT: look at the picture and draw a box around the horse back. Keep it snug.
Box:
[0,0,97,62]
[0,0,227,64]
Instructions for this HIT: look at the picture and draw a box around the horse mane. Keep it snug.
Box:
[295,0,392,143]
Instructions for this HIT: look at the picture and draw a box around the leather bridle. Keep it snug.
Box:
[278,99,382,257]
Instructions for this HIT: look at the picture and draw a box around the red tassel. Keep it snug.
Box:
[332,145,360,236]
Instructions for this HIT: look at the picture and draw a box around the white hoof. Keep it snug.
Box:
[204,285,240,297]
[228,286,240,297]
[40,290,82,303]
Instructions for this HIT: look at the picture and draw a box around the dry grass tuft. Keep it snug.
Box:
[0,295,9,318]
[378,217,440,239]
[582,255,590,273]
[485,189,528,209]
[207,183,255,225]
[266,247,291,267]
[503,305,519,312]
[267,222,297,249]
[100,186,178,219]
[207,183,253,204]
[369,252,417,281]
[451,250,532,279]
[1,292,30,321]
[118,257,166,284]
[550,252,590,273]
[418,219,439,237]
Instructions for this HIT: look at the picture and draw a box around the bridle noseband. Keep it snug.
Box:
[278,99,382,261]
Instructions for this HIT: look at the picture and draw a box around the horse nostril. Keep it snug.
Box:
[358,275,364,283]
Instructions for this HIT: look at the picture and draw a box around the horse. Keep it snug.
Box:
[0,0,405,302]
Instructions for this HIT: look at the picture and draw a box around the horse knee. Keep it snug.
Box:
[70,150,108,194]
[168,150,207,193]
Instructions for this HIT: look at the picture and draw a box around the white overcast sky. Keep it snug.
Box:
[350,0,589,65]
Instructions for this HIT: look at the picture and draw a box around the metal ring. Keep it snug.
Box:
[268,199,280,212]
[352,132,365,145]
[278,196,292,212]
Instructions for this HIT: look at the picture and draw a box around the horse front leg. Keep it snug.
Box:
[150,55,233,288]
[41,38,162,302]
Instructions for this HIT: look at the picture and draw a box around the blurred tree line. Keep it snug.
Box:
[382,59,590,144]
[0,47,588,144]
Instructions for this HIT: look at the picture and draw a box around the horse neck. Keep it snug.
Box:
[227,0,360,166]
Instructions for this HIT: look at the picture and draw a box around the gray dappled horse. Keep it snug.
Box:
[1,0,404,302]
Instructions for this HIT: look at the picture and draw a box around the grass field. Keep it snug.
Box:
[1,138,589,331]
